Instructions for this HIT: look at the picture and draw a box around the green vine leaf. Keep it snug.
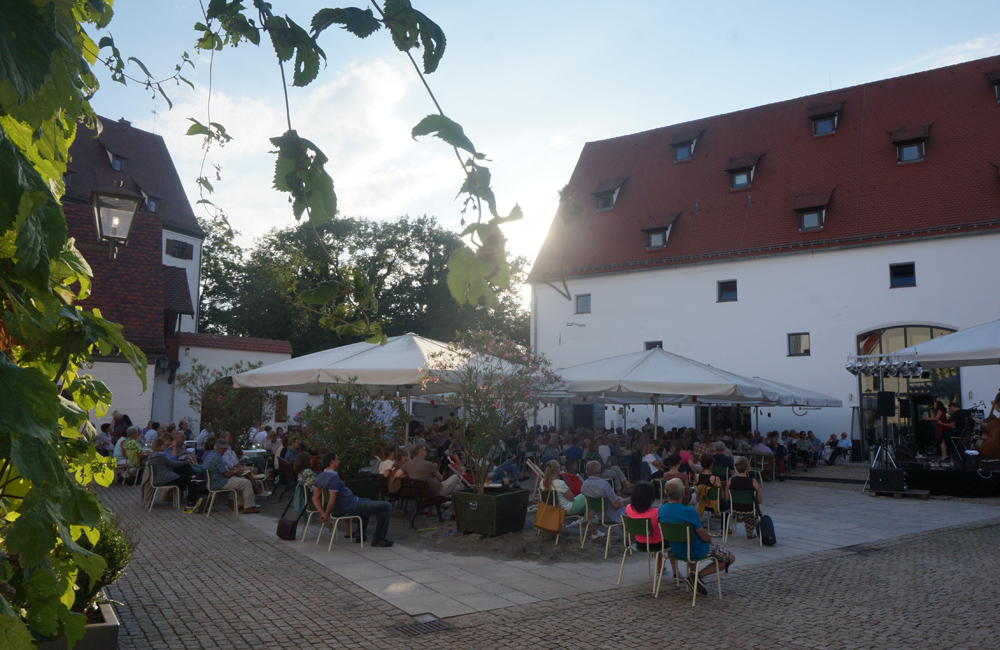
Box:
[269,130,337,226]
[383,0,447,73]
[311,7,381,39]
[446,246,495,307]
[411,114,477,155]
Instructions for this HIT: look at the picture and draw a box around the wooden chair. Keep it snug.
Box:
[654,521,722,606]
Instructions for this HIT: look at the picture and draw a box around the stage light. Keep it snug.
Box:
[866,360,879,375]
[846,362,860,376]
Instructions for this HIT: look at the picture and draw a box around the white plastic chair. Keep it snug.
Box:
[314,488,364,550]
[203,468,240,517]
[147,465,181,512]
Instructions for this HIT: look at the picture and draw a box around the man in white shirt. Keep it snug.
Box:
[196,421,214,450]
[253,426,269,447]
[829,432,853,464]
[144,423,159,446]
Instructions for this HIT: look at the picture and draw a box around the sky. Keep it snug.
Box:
[89,1,1000,268]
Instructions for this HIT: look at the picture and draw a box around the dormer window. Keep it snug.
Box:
[147,198,159,213]
[645,227,671,249]
[110,154,125,172]
[592,177,628,212]
[891,126,929,164]
[62,171,74,190]
[725,155,761,190]
[670,129,702,163]
[792,190,832,232]
[808,103,841,136]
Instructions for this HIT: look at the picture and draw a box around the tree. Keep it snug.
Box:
[200,216,530,353]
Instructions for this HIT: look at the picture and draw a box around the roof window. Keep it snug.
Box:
[891,126,929,164]
[726,155,761,190]
[670,129,702,163]
[593,177,628,211]
[989,71,1000,102]
[792,190,832,232]
[808,103,841,136]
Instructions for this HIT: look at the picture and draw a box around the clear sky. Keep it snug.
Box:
[90,1,1000,264]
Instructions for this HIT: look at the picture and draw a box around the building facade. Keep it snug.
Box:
[530,56,1000,445]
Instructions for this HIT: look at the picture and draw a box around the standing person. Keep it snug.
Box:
[110,410,131,444]
[927,400,949,461]
[202,439,258,513]
[658,478,735,595]
[313,452,394,547]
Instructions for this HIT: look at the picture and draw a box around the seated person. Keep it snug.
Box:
[146,438,195,505]
[313,452,394,547]
[202,439,258,513]
[694,454,728,519]
[95,423,114,457]
[293,452,317,513]
[560,459,583,496]
[624,481,664,573]
[563,438,584,461]
[115,426,147,480]
[661,454,693,505]
[540,460,595,536]
[710,442,735,475]
[580,460,628,537]
[658,478,735,595]
[641,441,666,480]
[827,432,853,464]
[489,457,522,486]
[539,436,561,464]
[397,442,460,498]
[727,456,763,539]
[750,436,773,456]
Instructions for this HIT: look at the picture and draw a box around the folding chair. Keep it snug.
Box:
[654,521,722,606]
[447,460,474,489]
[314,488,364,550]
[203,468,240,517]
[618,514,664,592]
[524,459,545,503]
[582,495,622,558]
[725,489,762,546]
[147,465,181,512]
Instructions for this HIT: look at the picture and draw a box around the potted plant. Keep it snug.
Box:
[34,516,133,650]
[294,378,406,496]
[425,331,560,536]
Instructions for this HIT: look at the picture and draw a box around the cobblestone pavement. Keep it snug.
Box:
[102,485,1000,650]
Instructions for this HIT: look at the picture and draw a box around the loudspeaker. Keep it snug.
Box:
[870,468,906,492]
[898,398,911,415]
[877,391,896,417]
[894,443,919,462]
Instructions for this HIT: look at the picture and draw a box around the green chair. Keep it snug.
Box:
[696,485,723,536]
[711,465,730,485]
[654,521,722,606]
[536,489,571,546]
[618,514,664,592]
[725,488,762,546]
[651,478,668,504]
[582,495,622,558]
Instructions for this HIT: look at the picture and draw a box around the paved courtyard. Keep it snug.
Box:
[101,479,1000,649]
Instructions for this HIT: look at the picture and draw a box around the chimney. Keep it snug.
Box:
[119,118,131,127]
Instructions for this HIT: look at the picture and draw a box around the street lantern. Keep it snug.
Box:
[89,180,142,258]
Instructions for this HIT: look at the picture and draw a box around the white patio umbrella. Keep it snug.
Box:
[892,318,1000,368]
[232,332,461,446]
[557,348,780,434]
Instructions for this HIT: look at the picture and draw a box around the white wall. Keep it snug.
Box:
[531,232,1000,437]
[87,360,155,427]
[162,228,202,334]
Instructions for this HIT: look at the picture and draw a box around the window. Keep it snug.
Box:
[717,280,737,302]
[146,198,159,213]
[111,156,124,172]
[645,341,663,350]
[672,141,693,162]
[166,239,194,260]
[799,209,824,231]
[812,115,837,136]
[990,72,1000,101]
[788,333,811,356]
[889,263,915,288]
[646,226,671,249]
[575,294,591,314]
[62,171,73,189]
[730,170,752,189]
[595,192,614,210]
[897,141,924,164]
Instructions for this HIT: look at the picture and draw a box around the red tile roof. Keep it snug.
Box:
[531,55,1000,281]
[177,332,292,355]
[65,203,165,351]
[64,117,205,239]
[163,266,194,315]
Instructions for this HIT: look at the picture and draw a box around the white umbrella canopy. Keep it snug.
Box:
[891,319,1000,368]
[749,377,843,407]
[231,332,458,394]
[557,347,778,401]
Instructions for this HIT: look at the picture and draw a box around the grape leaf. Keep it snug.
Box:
[311,7,381,39]
[383,0,446,73]
[411,114,477,155]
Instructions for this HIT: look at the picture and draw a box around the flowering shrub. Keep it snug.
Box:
[294,378,407,480]
[424,331,561,493]
[175,359,280,449]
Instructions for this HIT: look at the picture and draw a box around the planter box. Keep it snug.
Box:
[38,600,119,650]
[452,487,529,537]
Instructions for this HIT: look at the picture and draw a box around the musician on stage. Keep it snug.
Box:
[943,402,972,465]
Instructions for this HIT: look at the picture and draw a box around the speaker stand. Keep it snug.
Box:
[861,444,898,493]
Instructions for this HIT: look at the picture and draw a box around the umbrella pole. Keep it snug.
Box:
[653,395,659,438]
[755,406,759,433]
[405,386,411,450]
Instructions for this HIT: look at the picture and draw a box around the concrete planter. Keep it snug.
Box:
[452,487,529,537]
[37,599,119,650]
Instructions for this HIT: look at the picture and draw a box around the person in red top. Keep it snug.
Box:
[624,481,664,574]
[561,459,583,496]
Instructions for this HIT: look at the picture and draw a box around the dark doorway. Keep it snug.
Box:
[573,404,595,430]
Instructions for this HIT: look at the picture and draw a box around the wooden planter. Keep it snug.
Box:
[452,487,529,537]
[38,600,119,650]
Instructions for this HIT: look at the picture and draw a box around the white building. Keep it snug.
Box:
[530,56,1000,450]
